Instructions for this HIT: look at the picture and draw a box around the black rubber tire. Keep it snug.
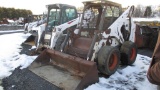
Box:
[120,41,137,65]
[55,35,66,51]
[98,46,120,75]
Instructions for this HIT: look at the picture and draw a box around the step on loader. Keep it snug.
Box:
[3,0,138,90]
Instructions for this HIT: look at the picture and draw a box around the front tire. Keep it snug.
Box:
[98,46,120,75]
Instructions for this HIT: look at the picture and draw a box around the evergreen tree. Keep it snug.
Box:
[0,7,32,20]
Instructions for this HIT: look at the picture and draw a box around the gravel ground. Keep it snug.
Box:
[2,68,61,90]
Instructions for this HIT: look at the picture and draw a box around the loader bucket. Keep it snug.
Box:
[23,35,36,46]
[28,49,99,90]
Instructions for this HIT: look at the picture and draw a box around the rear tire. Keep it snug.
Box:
[55,35,66,51]
[98,46,120,75]
[120,41,137,65]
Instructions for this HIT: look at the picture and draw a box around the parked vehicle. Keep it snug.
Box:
[3,1,140,90]
[23,4,80,52]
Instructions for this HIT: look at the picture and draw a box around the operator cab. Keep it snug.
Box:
[46,4,78,32]
[78,0,122,38]
[44,4,78,46]
[65,0,122,60]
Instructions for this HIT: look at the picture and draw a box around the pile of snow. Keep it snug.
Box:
[0,31,157,90]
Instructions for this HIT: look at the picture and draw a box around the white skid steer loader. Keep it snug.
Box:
[22,4,81,54]
[3,1,139,90]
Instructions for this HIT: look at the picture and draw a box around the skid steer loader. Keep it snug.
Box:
[23,4,80,50]
[3,1,138,90]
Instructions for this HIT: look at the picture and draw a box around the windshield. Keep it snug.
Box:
[47,8,60,31]
[81,6,102,29]
[49,9,60,22]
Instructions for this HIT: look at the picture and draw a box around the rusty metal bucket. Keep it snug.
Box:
[28,49,99,90]
[23,35,36,46]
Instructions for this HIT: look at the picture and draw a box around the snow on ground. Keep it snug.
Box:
[0,33,37,79]
[0,31,157,90]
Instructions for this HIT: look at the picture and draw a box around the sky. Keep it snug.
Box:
[0,0,160,14]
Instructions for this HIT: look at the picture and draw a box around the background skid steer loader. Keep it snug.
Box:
[22,4,79,51]
[3,1,138,90]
